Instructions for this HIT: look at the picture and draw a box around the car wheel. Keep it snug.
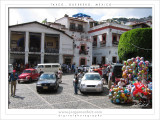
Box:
[18,81,20,84]
[37,89,41,93]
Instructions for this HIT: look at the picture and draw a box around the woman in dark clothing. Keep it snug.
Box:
[74,74,79,94]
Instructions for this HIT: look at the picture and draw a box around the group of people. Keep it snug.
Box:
[61,63,75,73]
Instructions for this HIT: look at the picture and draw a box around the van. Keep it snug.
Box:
[8,64,13,74]
[36,63,61,74]
[111,64,123,84]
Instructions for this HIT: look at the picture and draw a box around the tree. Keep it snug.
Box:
[118,28,152,62]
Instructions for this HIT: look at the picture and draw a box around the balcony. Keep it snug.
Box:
[79,50,88,55]
[92,42,97,47]
[100,41,106,47]
[45,48,59,53]
[112,41,119,46]
[29,47,40,52]
[11,47,24,52]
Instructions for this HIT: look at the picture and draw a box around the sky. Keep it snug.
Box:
[9,8,152,25]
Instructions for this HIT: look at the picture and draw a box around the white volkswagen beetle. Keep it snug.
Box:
[79,73,104,93]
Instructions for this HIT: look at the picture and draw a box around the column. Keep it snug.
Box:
[59,54,63,65]
[106,29,112,47]
[40,33,45,63]
[97,35,102,48]
[25,31,29,64]
[41,54,44,63]
[41,32,45,53]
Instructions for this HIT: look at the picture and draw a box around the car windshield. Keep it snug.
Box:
[39,74,56,80]
[84,74,101,80]
[23,70,31,73]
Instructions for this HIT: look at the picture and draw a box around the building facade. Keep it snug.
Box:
[88,22,131,64]
[53,14,93,67]
[9,13,132,67]
[9,21,74,66]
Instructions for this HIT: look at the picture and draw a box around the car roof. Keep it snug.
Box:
[85,72,100,75]
[38,63,60,65]
[42,72,56,74]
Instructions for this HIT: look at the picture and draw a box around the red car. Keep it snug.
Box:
[18,68,40,83]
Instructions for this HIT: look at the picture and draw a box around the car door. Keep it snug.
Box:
[31,70,36,80]
[34,70,39,79]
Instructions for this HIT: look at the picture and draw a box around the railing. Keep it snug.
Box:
[92,42,97,47]
[45,48,59,53]
[79,50,88,55]
[29,47,40,52]
[69,26,84,32]
[112,41,119,46]
[11,47,24,52]
[100,41,106,47]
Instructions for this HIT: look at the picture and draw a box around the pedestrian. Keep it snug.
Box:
[9,70,18,97]
[71,63,75,73]
[77,70,84,80]
[75,67,78,74]
[74,73,79,94]
[58,68,63,83]
[108,69,112,89]
[118,78,126,87]
[102,66,107,84]
[66,64,69,73]
[106,66,110,84]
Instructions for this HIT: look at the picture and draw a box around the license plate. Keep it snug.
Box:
[43,86,48,89]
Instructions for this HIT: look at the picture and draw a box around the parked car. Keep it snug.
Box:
[18,68,40,83]
[79,73,104,93]
[111,64,123,84]
[36,72,59,93]
[36,63,61,74]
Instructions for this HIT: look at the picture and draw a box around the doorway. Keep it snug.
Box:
[80,58,86,66]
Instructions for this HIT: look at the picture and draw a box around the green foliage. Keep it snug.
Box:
[118,28,152,61]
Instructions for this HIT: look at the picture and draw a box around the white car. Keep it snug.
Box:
[79,73,104,93]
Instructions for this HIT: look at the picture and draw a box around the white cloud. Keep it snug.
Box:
[9,8,152,25]
[9,9,23,25]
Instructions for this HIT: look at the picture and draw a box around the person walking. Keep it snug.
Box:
[75,67,78,74]
[58,68,63,83]
[108,69,112,89]
[9,70,18,97]
[77,70,84,80]
[102,66,107,84]
[74,73,79,95]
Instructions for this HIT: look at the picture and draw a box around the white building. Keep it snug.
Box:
[52,14,93,67]
[9,13,132,67]
[88,22,131,64]
[52,13,131,65]
[9,21,74,66]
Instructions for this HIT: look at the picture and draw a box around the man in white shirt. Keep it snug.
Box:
[118,78,126,87]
